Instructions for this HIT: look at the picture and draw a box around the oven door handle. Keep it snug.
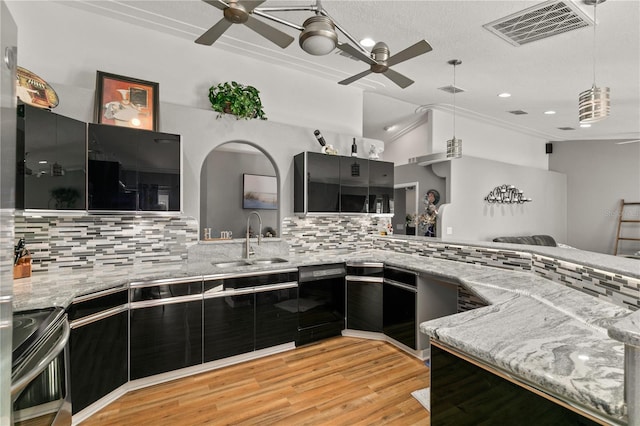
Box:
[11,319,70,398]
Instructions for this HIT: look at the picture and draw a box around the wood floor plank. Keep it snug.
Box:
[81,337,430,425]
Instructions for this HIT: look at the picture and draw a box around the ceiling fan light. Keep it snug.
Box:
[579,85,610,123]
[299,16,337,56]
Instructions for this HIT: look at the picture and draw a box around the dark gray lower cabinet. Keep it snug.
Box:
[383,267,418,349]
[204,291,255,362]
[130,299,203,380]
[69,310,127,414]
[430,343,600,425]
[129,278,203,380]
[68,289,128,414]
[255,286,298,350]
[346,280,383,332]
[204,284,298,361]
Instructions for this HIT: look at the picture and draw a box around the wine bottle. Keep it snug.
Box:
[314,130,326,147]
[351,138,358,157]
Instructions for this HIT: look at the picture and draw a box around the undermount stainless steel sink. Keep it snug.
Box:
[211,257,288,268]
[250,257,289,265]
[211,260,252,268]
[211,257,289,267]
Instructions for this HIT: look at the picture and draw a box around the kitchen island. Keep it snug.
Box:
[12,237,638,425]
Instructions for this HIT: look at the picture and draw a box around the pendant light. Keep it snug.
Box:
[447,59,462,158]
[578,0,610,124]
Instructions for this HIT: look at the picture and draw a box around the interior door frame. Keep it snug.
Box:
[394,181,419,235]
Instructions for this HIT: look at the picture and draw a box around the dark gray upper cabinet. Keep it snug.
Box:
[16,103,86,210]
[368,160,394,214]
[294,151,340,214]
[340,157,369,213]
[294,151,393,215]
[87,123,181,211]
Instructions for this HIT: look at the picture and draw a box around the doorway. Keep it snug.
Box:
[393,182,419,235]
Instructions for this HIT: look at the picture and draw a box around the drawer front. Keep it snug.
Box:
[130,280,203,303]
[68,289,127,321]
[204,270,298,291]
[384,267,417,288]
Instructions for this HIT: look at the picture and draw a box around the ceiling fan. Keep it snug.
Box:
[337,40,433,89]
[195,0,295,48]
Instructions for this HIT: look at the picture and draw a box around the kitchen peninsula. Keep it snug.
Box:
[12,234,639,425]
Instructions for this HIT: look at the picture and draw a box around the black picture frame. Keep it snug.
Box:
[94,71,159,131]
[242,174,277,210]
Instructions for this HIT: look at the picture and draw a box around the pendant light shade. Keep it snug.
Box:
[579,0,609,124]
[579,84,610,123]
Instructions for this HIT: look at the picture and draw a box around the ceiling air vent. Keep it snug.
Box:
[438,85,465,94]
[508,110,529,115]
[557,126,576,130]
[483,0,592,47]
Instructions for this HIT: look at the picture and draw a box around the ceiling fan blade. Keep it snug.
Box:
[202,0,229,11]
[382,68,414,89]
[387,40,433,67]
[195,18,233,45]
[336,43,376,65]
[338,69,373,86]
[237,0,265,13]
[244,15,295,48]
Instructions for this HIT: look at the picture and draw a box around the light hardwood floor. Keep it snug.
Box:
[83,337,430,425]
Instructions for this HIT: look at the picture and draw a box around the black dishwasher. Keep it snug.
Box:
[297,263,346,346]
[383,266,417,349]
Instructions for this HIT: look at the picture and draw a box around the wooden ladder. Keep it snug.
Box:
[614,199,640,255]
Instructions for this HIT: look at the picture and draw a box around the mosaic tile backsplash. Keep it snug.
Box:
[15,215,198,273]
[281,215,388,254]
[281,217,638,311]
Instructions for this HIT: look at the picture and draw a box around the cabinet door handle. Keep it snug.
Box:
[130,293,202,309]
[70,305,128,328]
[384,279,418,293]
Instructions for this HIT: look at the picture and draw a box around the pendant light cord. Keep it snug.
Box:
[452,63,456,139]
[592,2,597,86]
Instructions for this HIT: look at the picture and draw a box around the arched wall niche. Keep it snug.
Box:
[199,141,280,240]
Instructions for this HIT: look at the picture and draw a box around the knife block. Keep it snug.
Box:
[13,256,32,279]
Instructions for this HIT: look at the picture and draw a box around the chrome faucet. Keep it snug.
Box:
[245,211,262,259]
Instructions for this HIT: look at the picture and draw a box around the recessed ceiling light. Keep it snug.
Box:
[497,92,511,98]
[580,123,592,128]
[383,125,397,132]
[38,160,47,164]
[544,110,556,115]
[359,38,375,47]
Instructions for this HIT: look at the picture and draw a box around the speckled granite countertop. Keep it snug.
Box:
[12,247,636,423]
[381,235,640,279]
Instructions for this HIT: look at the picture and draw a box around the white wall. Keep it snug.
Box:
[6,1,363,135]
[162,102,382,221]
[549,139,640,254]
[439,156,567,242]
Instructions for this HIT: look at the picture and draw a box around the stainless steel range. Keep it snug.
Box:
[11,307,71,425]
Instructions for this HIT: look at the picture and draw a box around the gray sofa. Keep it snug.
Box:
[492,234,557,247]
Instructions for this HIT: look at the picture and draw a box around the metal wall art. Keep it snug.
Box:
[484,185,532,204]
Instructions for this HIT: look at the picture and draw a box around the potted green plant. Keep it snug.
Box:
[208,81,266,120]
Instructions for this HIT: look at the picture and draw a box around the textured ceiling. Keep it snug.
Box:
[61,0,640,144]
